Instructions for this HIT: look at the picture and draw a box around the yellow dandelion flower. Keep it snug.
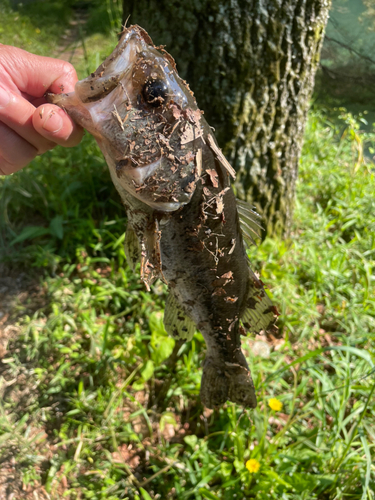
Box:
[269,398,283,411]
[246,458,260,473]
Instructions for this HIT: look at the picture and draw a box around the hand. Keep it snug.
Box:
[0,44,83,175]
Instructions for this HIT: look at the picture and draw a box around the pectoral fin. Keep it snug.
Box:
[236,199,263,248]
[164,292,196,341]
[241,266,279,335]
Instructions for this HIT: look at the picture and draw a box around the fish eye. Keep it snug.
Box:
[142,79,168,107]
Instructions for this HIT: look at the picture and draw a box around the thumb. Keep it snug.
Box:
[32,104,83,147]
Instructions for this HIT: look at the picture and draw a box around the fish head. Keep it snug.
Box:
[47,25,207,211]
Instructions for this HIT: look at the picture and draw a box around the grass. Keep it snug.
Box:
[1,2,375,499]
[0,0,72,56]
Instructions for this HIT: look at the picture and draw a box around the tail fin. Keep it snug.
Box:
[200,356,257,409]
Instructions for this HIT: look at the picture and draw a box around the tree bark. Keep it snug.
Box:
[123,0,331,237]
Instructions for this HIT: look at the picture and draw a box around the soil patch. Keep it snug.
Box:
[0,266,48,359]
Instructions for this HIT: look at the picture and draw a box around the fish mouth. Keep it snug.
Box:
[74,28,144,103]
[46,25,149,112]
[47,25,196,213]
[47,24,186,120]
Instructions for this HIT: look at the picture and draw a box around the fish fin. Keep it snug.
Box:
[124,225,140,271]
[241,265,279,335]
[200,355,257,409]
[164,293,196,341]
[236,199,263,247]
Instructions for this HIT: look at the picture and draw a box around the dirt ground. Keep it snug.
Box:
[0,265,51,500]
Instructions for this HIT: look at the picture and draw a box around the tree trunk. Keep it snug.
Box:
[123,0,331,237]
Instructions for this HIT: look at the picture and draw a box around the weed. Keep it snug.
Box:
[0,4,374,499]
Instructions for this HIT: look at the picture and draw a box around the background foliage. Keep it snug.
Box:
[0,0,374,499]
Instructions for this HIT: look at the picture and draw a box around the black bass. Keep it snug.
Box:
[47,25,278,408]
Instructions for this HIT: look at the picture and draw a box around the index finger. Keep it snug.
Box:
[0,44,78,98]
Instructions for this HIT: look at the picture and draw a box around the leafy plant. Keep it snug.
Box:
[0,5,374,499]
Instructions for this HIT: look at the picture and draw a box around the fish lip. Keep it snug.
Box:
[47,26,149,108]
[74,26,150,103]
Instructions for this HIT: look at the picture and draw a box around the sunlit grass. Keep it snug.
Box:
[1,107,374,500]
[0,2,375,499]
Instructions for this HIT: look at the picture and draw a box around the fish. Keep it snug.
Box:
[47,25,278,409]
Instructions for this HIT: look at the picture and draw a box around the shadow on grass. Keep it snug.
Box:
[0,134,124,272]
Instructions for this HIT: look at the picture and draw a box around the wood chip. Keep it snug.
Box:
[206,169,219,188]
[184,181,195,193]
[112,104,124,131]
[221,271,233,280]
[224,296,238,303]
[171,104,183,120]
[207,135,236,179]
[186,108,202,124]
[196,148,202,177]
[180,122,203,144]
[216,196,224,214]
[228,238,236,254]
[212,271,233,287]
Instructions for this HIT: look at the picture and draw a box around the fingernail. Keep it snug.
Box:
[0,87,10,108]
[43,110,63,133]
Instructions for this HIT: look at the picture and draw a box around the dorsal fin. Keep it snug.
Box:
[164,292,196,341]
[236,199,263,248]
[124,225,140,271]
[241,265,279,335]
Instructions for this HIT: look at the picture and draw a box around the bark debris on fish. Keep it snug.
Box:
[47,25,278,409]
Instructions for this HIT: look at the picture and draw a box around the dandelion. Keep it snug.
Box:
[245,458,260,473]
[269,398,283,411]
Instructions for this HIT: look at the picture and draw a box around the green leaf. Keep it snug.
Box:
[263,469,293,489]
[328,345,374,368]
[150,314,175,365]
[66,409,81,416]
[184,435,198,448]
[149,311,167,336]
[139,487,153,500]
[113,232,125,249]
[199,488,220,499]
[264,348,324,384]
[10,226,50,245]
[49,215,64,239]
[233,458,245,473]
[141,359,154,381]
[359,428,372,500]
[220,462,233,478]
[45,462,59,493]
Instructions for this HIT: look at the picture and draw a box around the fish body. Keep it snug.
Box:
[47,25,278,408]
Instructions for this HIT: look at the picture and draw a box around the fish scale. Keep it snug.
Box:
[47,24,278,409]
